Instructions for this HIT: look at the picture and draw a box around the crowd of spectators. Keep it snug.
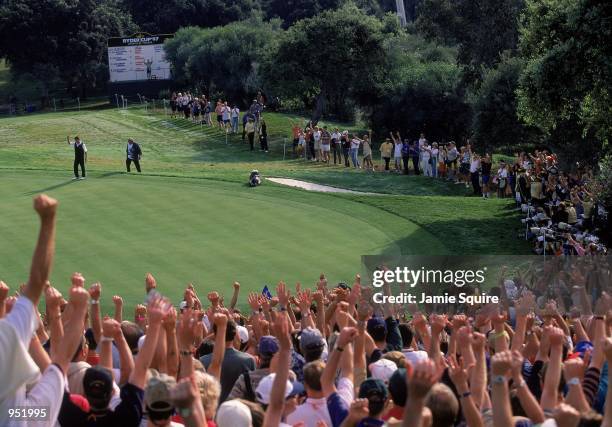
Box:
[170,92,269,152]
[2,194,612,427]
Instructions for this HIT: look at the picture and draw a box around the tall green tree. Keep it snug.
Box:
[164,18,280,103]
[123,0,259,34]
[471,56,541,152]
[261,4,391,122]
[517,0,611,156]
[415,0,524,83]
[0,0,135,99]
[365,32,471,141]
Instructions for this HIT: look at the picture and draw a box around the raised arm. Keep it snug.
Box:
[24,195,58,306]
[229,282,240,310]
[402,360,438,427]
[53,285,90,374]
[490,351,514,427]
[113,295,123,323]
[263,314,292,427]
[510,350,544,423]
[99,317,115,372]
[322,327,357,396]
[448,356,483,427]
[130,296,170,389]
[208,313,228,380]
[45,285,64,356]
[540,327,564,412]
[89,282,102,345]
[163,307,179,378]
[171,375,207,427]
[470,332,488,408]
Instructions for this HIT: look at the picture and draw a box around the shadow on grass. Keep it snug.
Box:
[98,171,125,179]
[24,178,77,195]
[382,216,530,256]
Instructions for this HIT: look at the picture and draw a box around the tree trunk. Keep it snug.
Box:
[311,92,326,126]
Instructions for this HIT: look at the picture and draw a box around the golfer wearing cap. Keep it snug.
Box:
[126,138,142,173]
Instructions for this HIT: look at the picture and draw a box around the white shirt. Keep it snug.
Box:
[350,138,361,149]
[498,168,508,178]
[470,159,480,173]
[70,141,88,153]
[431,148,439,158]
[286,378,353,427]
[394,143,403,157]
[222,106,230,120]
[421,147,431,161]
[0,298,65,427]
[231,107,240,118]
[313,131,321,142]
[331,132,341,142]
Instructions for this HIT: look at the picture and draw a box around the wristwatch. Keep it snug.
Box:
[90,299,99,305]
[492,375,506,385]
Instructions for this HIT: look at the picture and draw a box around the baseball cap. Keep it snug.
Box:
[288,381,305,398]
[367,317,387,334]
[369,358,398,383]
[573,341,593,358]
[216,399,253,427]
[236,325,249,344]
[145,373,177,411]
[300,327,325,351]
[359,378,388,402]
[388,368,408,406]
[83,366,114,410]
[258,336,279,357]
[255,373,293,404]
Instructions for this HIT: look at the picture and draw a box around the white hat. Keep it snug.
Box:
[369,358,398,383]
[216,399,252,427]
[236,325,249,344]
[255,373,293,404]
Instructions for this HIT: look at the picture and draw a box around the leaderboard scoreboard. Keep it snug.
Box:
[107,34,173,82]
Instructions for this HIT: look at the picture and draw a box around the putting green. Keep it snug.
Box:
[0,170,444,313]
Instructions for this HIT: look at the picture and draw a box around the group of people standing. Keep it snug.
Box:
[291,124,376,170]
[170,92,269,152]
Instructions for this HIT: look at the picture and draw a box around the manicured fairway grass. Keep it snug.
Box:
[0,105,528,313]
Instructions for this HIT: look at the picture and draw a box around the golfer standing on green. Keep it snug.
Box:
[67,136,87,179]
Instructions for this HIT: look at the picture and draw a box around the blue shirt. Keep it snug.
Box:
[327,392,349,427]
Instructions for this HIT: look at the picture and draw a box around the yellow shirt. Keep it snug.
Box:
[380,142,393,157]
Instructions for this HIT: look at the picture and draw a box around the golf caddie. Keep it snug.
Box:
[67,135,87,179]
[126,138,142,173]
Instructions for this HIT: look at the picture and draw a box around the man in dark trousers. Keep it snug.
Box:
[126,138,142,173]
[67,136,87,179]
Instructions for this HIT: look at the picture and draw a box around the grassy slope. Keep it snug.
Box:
[0,105,528,312]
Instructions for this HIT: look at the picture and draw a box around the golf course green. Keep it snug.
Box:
[0,104,526,313]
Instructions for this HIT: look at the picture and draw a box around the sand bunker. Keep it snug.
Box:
[266,177,381,195]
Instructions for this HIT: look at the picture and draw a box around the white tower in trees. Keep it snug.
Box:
[396,0,407,27]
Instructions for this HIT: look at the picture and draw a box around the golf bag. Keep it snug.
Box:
[249,170,261,187]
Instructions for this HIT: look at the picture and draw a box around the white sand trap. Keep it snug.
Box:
[267,177,381,195]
